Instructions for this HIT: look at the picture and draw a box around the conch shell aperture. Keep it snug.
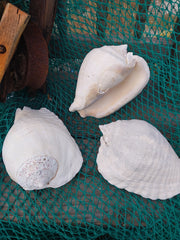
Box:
[2,107,83,190]
[69,45,150,118]
[97,119,180,200]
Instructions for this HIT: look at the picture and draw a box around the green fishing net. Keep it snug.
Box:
[0,0,179,239]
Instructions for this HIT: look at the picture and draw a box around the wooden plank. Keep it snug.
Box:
[0,3,30,83]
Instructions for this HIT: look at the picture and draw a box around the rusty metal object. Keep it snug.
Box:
[23,21,49,90]
[0,1,57,101]
[0,21,49,102]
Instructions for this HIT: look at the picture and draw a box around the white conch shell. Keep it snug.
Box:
[2,107,83,190]
[97,119,180,200]
[69,45,150,118]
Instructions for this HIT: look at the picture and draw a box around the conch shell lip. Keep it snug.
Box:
[69,45,150,118]
[79,56,150,118]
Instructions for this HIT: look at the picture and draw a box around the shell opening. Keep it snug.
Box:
[78,56,150,118]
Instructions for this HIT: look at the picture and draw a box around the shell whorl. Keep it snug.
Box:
[16,155,58,190]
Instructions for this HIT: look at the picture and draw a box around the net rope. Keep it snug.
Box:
[0,0,179,239]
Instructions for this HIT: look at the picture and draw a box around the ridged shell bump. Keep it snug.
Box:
[2,107,83,190]
[97,119,180,200]
[69,45,150,118]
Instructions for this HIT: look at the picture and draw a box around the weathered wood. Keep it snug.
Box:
[29,0,58,44]
[0,3,30,84]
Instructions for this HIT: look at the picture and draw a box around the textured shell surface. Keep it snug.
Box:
[69,44,150,118]
[97,119,180,200]
[2,107,83,190]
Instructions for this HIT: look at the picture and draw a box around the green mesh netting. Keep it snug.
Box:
[0,0,180,239]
